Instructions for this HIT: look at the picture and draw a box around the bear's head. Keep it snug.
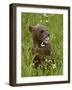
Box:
[29,25,50,47]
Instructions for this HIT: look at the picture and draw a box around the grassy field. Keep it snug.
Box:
[21,13,63,77]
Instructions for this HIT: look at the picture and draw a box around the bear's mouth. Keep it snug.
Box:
[43,37,49,43]
[41,37,49,47]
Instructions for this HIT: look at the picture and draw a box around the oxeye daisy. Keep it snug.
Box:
[52,64,56,69]
[46,20,48,23]
[43,13,47,17]
[40,20,42,22]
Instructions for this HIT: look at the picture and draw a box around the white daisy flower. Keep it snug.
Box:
[37,24,40,26]
[32,63,34,66]
[48,60,52,63]
[43,13,47,17]
[46,15,48,17]
[41,42,45,47]
[45,59,48,62]
[40,20,42,22]
[52,64,56,69]
[46,20,48,23]
[43,13,48,17]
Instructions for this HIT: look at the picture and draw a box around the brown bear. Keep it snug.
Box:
[29,25,52,68]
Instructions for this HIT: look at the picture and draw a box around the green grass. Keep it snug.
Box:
[21,13,63,77]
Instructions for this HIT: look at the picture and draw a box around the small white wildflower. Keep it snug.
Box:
[45,59,48,62]
[52,64,56,69]
[41,42,45,47]
[48,60,52,63]
[46,15,48,17]
[40,20,42,22]
[37,24,40,26]
[51,51,53,55]
[43,13,49,17]
[46,20,48,23]
[43,13,47,17]
[32,63,34,66]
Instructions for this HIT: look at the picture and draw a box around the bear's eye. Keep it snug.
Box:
[40,30,44,33]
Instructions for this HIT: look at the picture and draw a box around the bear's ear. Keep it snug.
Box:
[29,26,33,32]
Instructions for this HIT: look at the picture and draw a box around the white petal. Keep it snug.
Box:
[41,42,45,47]
[40,20,42,22]
[43,13,47,16]
[46,20,48,22]
[52,64,56,69]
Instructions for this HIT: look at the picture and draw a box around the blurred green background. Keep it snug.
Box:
[21,13,63,77]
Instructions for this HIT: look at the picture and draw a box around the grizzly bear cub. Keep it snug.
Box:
[29,25,52,67]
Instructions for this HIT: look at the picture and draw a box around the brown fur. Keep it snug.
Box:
[29,25,52,67]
